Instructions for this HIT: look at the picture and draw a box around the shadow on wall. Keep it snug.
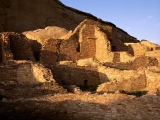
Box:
[127,45,135,56]
[9,34,35,61]
[51,65,107,87]
[41,50,69,66]
[30,40,42,61]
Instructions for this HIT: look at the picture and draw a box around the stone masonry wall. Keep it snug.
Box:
[52,64,100,86]
[41,23,97,66]
[9,33,35,61]
[104,56,158,70]
[125,43,150,56]
[145,50,160,66]
[0,33,13,63]
[97,65,160,93]
[95,27,111,63]
[0,64,17,81]
[0,61,55,83]
[40,19,138,66]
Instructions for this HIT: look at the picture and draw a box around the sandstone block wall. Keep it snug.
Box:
[0,61,55,83]
[125,43,150,56]
[145,70,160,88]
[0,32,35,63]
[0,65,17,81]
[40,20,139,66]
[125,40,158,56]
[104,56,158,70]
[9,34,35,61]
[97,66,147,92]
[52,64,100,86]
[97,65,160,93]
[0,33,13,63]
[95,27,111,63]
[145,50,160,66]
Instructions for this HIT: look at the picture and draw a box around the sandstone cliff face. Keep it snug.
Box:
[0,0,135,39]
[0,0,89,32]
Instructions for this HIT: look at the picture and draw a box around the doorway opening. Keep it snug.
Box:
[84,80,88,86]
[76,42,81,52]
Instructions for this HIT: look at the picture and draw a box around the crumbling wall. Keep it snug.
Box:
[0,61,55,83]
[41,39,60,66]
[52,64,100,86]
[60,38,81,62]
[41,23,97,65]
[95,27,111,63]
[125,43,150,56]
[78,24,96,58]
[109,28,129,52]
[145,50,160,66]
[97,66,146,92]
[104,56,158,70]
[39,19,139,66]
[0,64,17,81]
[97,65,160,93]
[9,33,35,61]
[0,33,13,63]
[145,70,160,88]
[132,56,158,69]
[41,38,81,66]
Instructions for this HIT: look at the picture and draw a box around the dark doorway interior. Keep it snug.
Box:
[84,80,88,86]
[76,42,81,52]
[111,46,116,51]
[31,40,41,61]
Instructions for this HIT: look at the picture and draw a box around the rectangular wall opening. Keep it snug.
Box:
[76,42,81,52]
[111,46,116,51]
[84,80,88,86]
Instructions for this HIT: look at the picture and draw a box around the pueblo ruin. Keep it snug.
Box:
[0,0,160,120]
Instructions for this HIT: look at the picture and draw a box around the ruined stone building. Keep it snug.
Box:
[1,1,160,120]
[0,0,160,89]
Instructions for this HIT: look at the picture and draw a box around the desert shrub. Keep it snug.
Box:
[78,85,98,92]
[149,70,160,74]
[154,70,160,73]
[120,90,148,97]
[119,68,126,71]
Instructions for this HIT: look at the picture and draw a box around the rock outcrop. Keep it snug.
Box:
[0,0,116,32]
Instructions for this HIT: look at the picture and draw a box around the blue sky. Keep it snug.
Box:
[60,0,160,45]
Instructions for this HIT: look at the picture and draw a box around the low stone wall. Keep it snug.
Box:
[0,61,55,83]
[145,70,160,88]
[97,66,146,92]
[145,51,160,66]
[97,66,160,93]
[104,56,158,70]
[51,64,100,86]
